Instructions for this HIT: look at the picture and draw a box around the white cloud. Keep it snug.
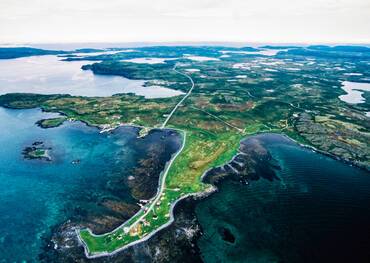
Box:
[0,0,369,44]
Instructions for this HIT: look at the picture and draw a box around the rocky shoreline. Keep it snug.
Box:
[37,129,370,262]
[39,197,204,263]
[38,133,283,262]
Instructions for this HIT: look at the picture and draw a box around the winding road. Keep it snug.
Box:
[132,64,195,228]
[79,64,196,258]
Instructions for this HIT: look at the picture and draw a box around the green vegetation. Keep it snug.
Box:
[31,149,46,157]
[0,93,179,128]
[0,45,369,257]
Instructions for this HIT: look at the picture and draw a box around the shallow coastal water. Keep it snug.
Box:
[196,134,370,263]
[0,107,180,262]
[0,55,182,98]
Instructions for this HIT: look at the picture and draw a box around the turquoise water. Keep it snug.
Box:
[0,107,180,262]
[196,134,370,263]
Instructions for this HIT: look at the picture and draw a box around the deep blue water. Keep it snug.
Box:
[0,107,181,262]
[196,134,370,263]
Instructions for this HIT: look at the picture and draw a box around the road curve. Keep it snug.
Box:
[127,129,186,229]
[79,64,196,258]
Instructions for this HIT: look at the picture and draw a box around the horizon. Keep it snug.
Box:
[1,41,370,51]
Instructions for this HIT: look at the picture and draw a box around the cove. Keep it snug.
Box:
[196,133,370,263]
[0,107,180,262]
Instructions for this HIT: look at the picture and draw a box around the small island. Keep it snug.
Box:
[36,117,67,129]
[22,141,52,161]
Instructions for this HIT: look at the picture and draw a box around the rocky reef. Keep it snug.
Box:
[22,141,52,161]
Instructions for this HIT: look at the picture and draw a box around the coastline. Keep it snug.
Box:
[76,184,217,259]
[77,128,187,258]
[280,133,370,172]
[35,106,160,138]
[243,127,369,172]
[77,128,211,259]
[78,128,369,259]
[7,103,370,186]
[82,130,368,258]
[1,105,368,259]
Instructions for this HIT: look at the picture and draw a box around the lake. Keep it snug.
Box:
[0,55,183,98]
[339,81,370,104]
[121,57,177,64]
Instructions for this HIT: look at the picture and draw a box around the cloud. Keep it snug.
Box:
[0,0,369,43]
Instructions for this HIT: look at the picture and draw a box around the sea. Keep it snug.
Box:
[196,134,370,263]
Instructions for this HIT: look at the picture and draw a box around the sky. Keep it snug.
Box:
[0,0,369,44]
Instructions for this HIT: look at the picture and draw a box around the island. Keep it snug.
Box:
[22,141,51,161]
[36,117,67,128]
